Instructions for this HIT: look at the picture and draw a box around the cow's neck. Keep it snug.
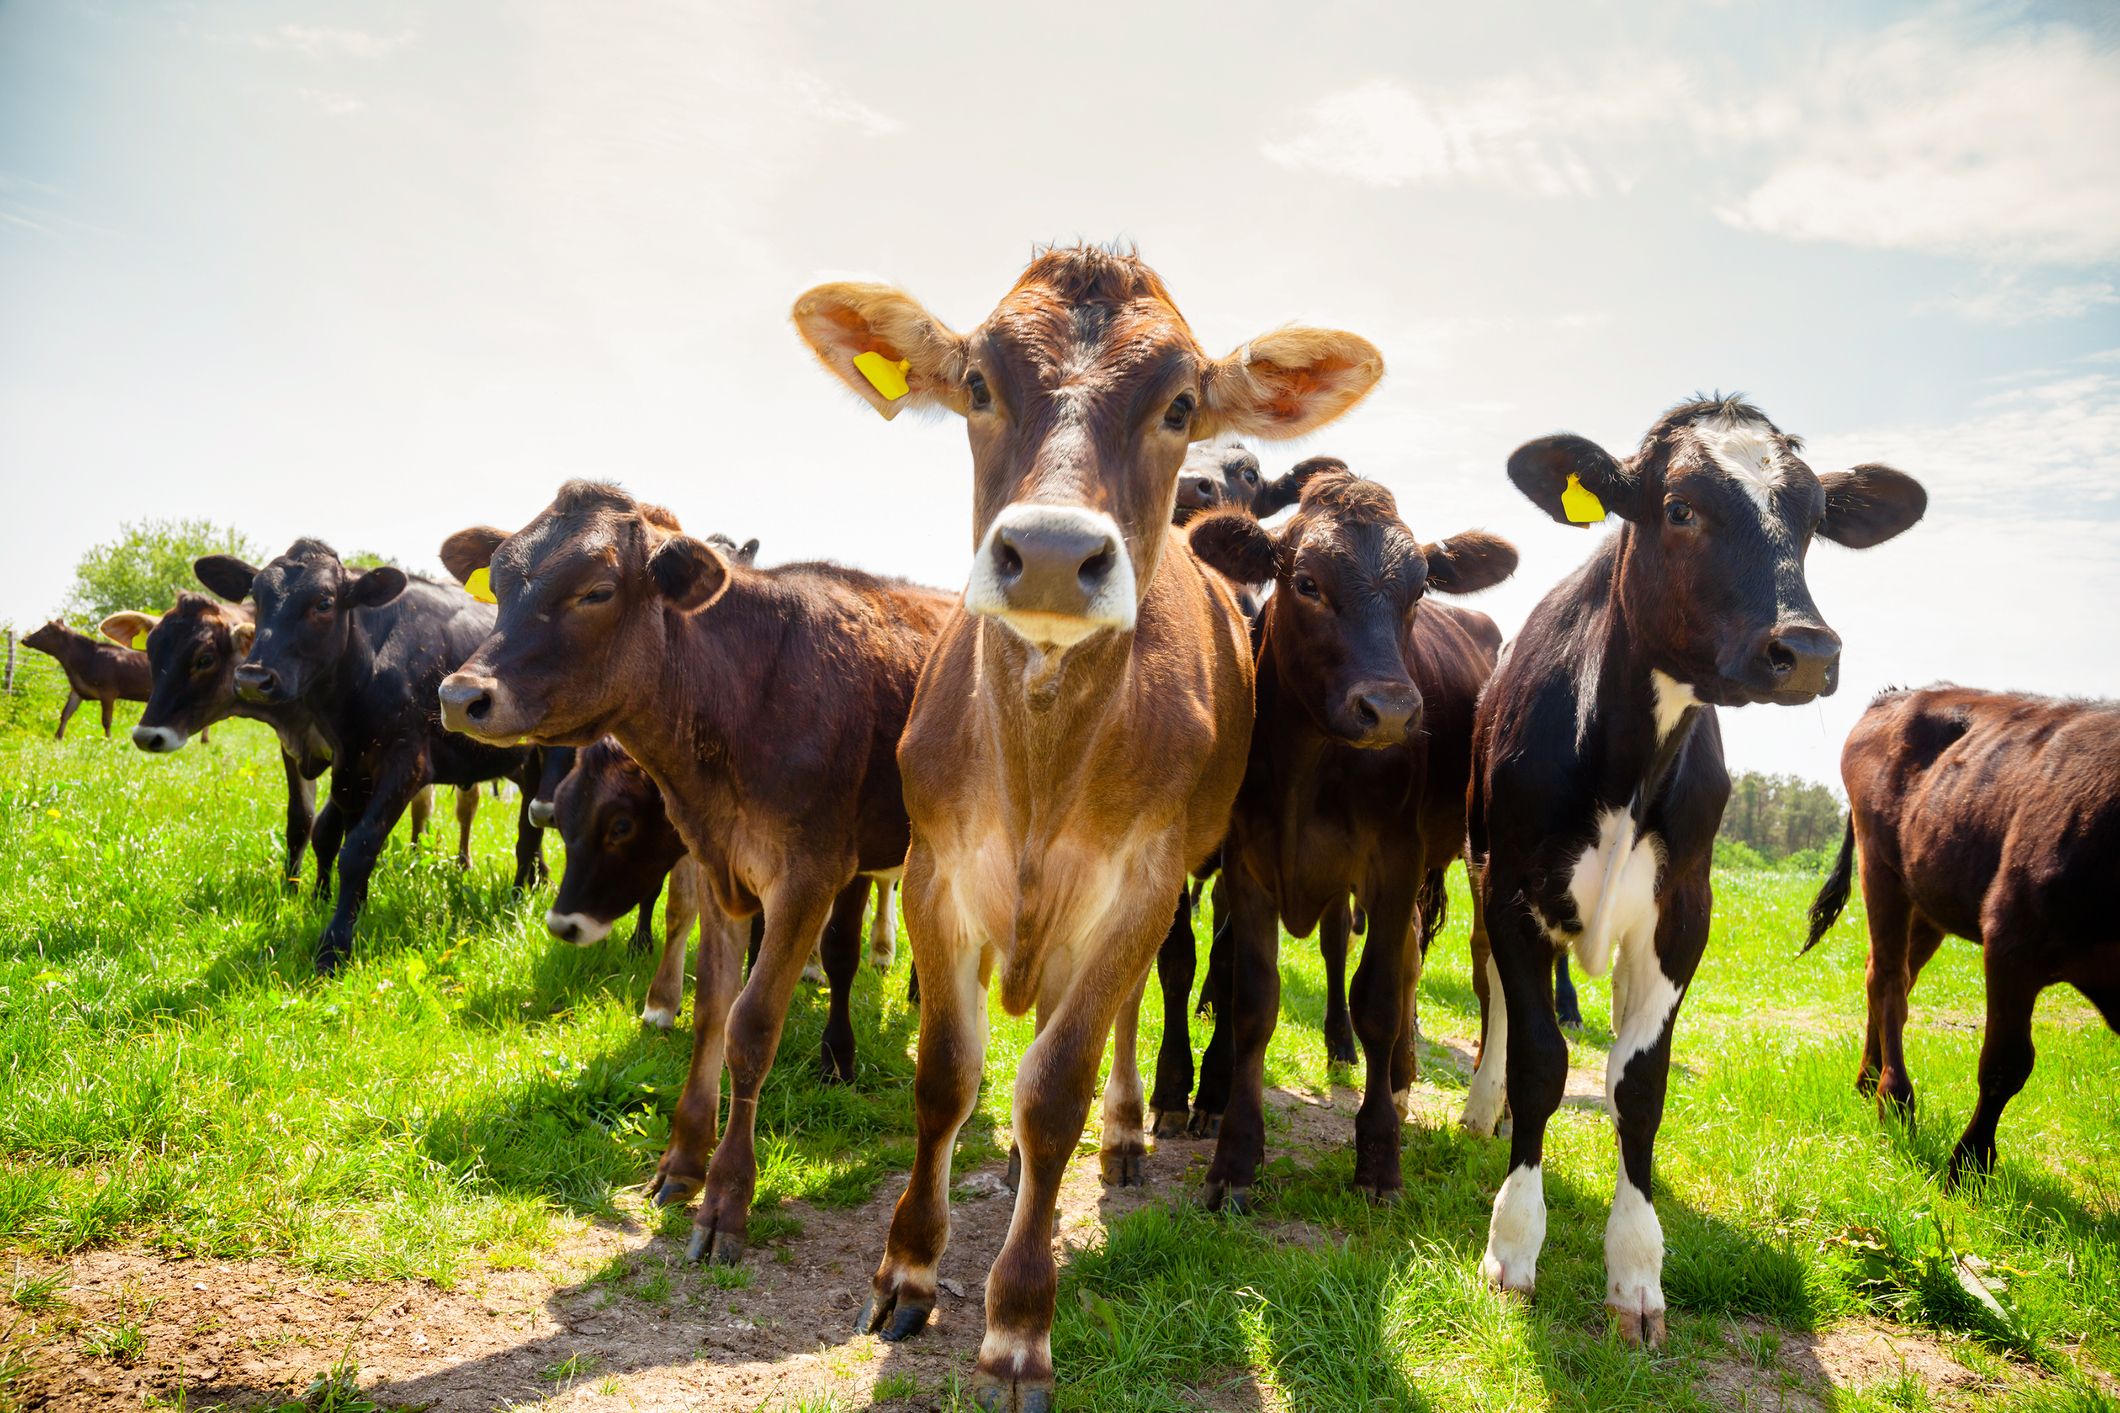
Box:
[1582,535,1700,823]
[316,621,381,746]
[978,615,1136,820]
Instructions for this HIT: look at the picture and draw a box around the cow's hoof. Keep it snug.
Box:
[1854,1070,1880,1098]
[1202,1178,1251,1215]
[1149,1107,1189,1139]
[858,1290,932,1343]
[1325,1031,1358,1067]
[973,1372,1053,1413]
[1186,1109,1222,1140]
[1100,1143,1145,1187]
[818,1047,855,1086]
[640,1004,677,1029]
[1353,1179,1402,1207]
[645,1160,704,1209]
[1480,1253,1535,1299]
[684,1219,743,1267]
[1610,1302,1667,1347]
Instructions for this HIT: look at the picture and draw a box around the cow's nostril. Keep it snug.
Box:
[1078,543,1116,590]
[995,539,1024,581]
[466,693,491,721]
[1352,696,1380,729]
[1766,641,1797,677]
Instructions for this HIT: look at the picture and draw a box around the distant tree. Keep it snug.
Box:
[62,519,265,627]
[343,550,400,571]
[1717,770,1847,866]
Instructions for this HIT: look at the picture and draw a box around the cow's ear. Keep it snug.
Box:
[349,566,407,608]
[1819,465,1927,549]
[1256,456,1346,517]
[1200,329,1384,441]
[231,620,256,654]
[439,527,507,585]
[1506,434,1645,526]
[1187,508,1279,586]
[1422,531,1518,596]
[648,534,731,612]
[195,555,260,602]
[100,612,158,648]
[792,282,969,421]
[735,538,760,564]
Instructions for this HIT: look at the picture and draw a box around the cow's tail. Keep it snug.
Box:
[1803,818,1857,954]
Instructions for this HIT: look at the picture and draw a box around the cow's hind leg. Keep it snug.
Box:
[1349,878,1418,1202]
[55,689,81,741]
[98,697,114,738]
[818,879,869,1084]
[1320,898,1358,1066]
[509,770,546,890]
[1099,970,1150,1185]
[453,786,479,870]
[1201,866,1282,1212]
[1554,955,1583,1030]
[1947,932,2043,1186]
[1148,891,1197,1137]
[862,844,986,1343]
[1860,855,1921,1114]
[868,879,897,971]
[1477,891,1568,1295]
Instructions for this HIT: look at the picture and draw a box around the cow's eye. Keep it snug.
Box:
[966,370,992,410]
[578,585,615,607]
[1164,393,1196,430]
[608,816,634,842]
[1294,573,1321,601]
[1665,498,1695,527]
[1243,467,1258,483]
[312,596,334,614]
[192,651,215,673]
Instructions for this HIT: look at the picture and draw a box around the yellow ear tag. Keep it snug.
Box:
[465,567,497,604]
[1561,473,1606,524]
[852,350,911,402]
[131,631,147,650]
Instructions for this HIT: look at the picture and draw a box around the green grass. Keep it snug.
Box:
[0,685,2114,1409]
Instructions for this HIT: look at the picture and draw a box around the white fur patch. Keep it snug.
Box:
[1461,950,1510,1135]
[1480,1163,1547,1293]
[1564,809,1665,979]
[131,725,187,753]
[1650,670,1697,745]
[1693,415,1784,512]
[640,1004,676,1029]
[1605,923,1682,1108]
[544,910,612,945]
[1604,1176,1666,1319]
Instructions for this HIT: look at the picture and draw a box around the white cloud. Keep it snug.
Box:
[295,88,368,118]
[1921,272,2120,326]
[1261,67,1688,196]
[255,26,417,59]
[784,72,901,137]
[1716,18,2120,265]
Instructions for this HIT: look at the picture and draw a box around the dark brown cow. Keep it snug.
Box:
[1183,471,1514,1211]
[793,246,1381,1410]
[1805,686,2119,1181]
[1460,396,1924,1346]
[20,620,151,739]
[433,485,953,1267]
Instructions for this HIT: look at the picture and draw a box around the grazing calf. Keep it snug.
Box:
[20,620,151,740]
[794,245,1381,1409]
[199,542,545,971]
[1460,396,1925,1345]
[1805,686,2119,1181]
[434,484,953,1266]
[1184,471,1514,1210]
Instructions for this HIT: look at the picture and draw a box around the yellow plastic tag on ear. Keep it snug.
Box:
[853,350,911,402]
[131,631,147,650]
[1561,473,1606,524]
[465,567,497,604]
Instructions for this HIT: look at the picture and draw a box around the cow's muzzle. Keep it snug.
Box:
[438,670,531,743]
[964,504,1136,648]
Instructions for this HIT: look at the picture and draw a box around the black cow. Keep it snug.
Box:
[199,540,546,971]
[1460,395,1924,1345]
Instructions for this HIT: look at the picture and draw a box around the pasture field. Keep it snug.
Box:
[0,688,2114,1412]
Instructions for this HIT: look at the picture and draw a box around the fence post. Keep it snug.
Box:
[3,629,13,693]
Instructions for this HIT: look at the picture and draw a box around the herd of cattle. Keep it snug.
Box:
[18,248,2116,1409]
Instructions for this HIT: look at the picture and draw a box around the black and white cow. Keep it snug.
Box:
[1460,396,1926,1344]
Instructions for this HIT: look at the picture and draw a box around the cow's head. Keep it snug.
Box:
[1190,469,1516,747]
[543,738,687,945]
[527,745,579,828]
[203,541,407,707]
[22,621,68,655]
[435,482,707,746]
[793,247,1383,653]
[1173,444,1329,525]
[103,594,250,752]
[1508,396,1926,706]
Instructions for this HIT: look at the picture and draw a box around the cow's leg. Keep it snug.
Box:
[1349,877,1419,1202]
[278,752,316,890]
[98,697,114,738]
[647,900,744,1182]
[1196,874,1230,1017]
[861,843,987,1344]
[1601,879,1707,1348]
[453,786,479,870]
[1320,897,1358,1066]
[642,860,695,1028]
[1148,891,1197,1138]
[1947,936,2042,1185]
[310,794,345,899]
[55,690,81,740]
[1189,898,1234,1138]
[1201,866,1281,1212]
[1099,970,1150,1186]
[408,785,432,846]
[1467,862,1497,1076]
[1391,902,1425,1111]
[1555,956,1583,1030]
[630,874,664,954]
[868,879,898,971]
[510,772,546,890]
[670,874,839,1265]
[317,769,422,973]
[1859,854,1919,1113]
[975,891,1172,1413]
[819,879,870,1084]
[1477,891,1568,1295]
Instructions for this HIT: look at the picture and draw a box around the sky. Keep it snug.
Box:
[3,0,2116,787]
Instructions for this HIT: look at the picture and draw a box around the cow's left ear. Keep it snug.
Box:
[1818,465,1926,549]
[439,527,508,585]
[231,620,256,654]
[1187,508,1280,586]
[100,612,159,648]
[1506,434,1646,526]
[1255,456,1347,517]
[1200,330,1384,441]
[1422,531,1519,595]
[648,534,731,612]
[792,282,969,421]
[349,566,407,609]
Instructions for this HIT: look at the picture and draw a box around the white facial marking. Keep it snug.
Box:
[1649,670,1698,745]
[1481,1163,1547,1294]
[1604,1176,1666,1322]
[1565,808,1664,979]
[1693,412,1795,552]
[1462,950,1510,1135]
[544,910,612,945]
[131,725,188,753]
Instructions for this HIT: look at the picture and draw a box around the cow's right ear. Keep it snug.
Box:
[791,282,969,421]
[439,527,508,586]
[231,620,256,655]
[1257,456,1347,517]
[1506,435,1644,527]
[195,555,260,602]
[100,612,158,648]
[1187,508,1279,586]
[648,534,732,612]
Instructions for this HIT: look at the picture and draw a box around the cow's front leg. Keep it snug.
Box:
[1348,878,1417,1202]
[55,689,81,740]
[1201,866,1281,1213]
[278,752,316,889]
[310,795,345,899]
[818,879,870,1083]
[453,786,480,870]
[645,900,745,1202]
[1098,970,1149,1185]
[1320,897,1358,1066]
[862,843,986,1342]
[1147,890,1197,1137]
[1478,890,1568,1296]
[317,770,421,973]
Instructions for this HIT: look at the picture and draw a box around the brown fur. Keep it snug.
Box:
[21,619,151,739]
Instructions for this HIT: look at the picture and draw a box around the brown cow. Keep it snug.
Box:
[1805,686,2119,1182]
[433,484,954,1266]
[20,620,151,739]
[793,245,1381,1410]
[1183,471,1515,1212]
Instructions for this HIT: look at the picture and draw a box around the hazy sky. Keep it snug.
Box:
[4,0,2116,785]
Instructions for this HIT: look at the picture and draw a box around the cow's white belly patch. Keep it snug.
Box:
[1549,808,1665,979]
